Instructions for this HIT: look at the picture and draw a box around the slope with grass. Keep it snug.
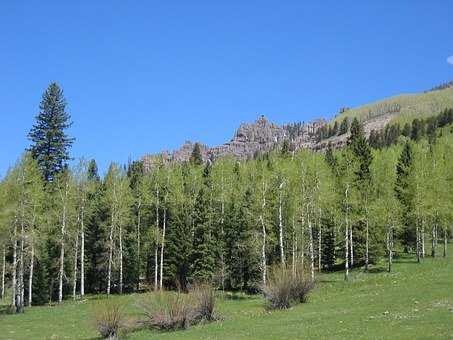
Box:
[332,87,453,125]
[1,245,452,339]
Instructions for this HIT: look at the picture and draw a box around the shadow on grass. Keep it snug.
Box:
[366,267,387,274]
[220,292,257,301]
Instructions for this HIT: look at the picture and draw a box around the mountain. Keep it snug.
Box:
[142,116,326,169]
[142,86,453,168]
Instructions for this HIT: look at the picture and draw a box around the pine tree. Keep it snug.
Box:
[190,143,204,166]
[28,83,74,182]
[395,142,415,252]
[411,119,424,141]
[84,161,108,293]
[348,118,374,269]
[87,159,100,182]
[281,140,291,156]
[191,163,215,282]
[339,117,350,135]
[402,123,412,137]
[325,143,337,169]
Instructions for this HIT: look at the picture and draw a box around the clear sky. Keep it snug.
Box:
[1,1,453,177]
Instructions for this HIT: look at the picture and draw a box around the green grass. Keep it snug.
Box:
[1,246,453,339]
[332,87,453,125]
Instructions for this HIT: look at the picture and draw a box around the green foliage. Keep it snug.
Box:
[28,83,74,182]
[338,117,350,135]
[191,185,215,282]
[190,143,203,166]
[2,107,453,310]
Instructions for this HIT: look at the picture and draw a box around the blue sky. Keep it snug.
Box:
[1,1,452,177]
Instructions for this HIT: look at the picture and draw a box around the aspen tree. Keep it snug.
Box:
[54,170,75,303]
[74,160,89,297]
[105,164,131,295]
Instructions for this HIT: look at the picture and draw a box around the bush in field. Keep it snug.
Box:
[139,292,192,330]
[139,284,218,331]
[92,299,126,339]
[189,282,217,322]
[261,265,314,310]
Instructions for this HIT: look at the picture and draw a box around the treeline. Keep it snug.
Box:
[1,83,452,314]
[426,80,453,92]
[369,108,453,148]
[316,117,350,141]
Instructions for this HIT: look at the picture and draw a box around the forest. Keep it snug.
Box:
[1,83,452,315]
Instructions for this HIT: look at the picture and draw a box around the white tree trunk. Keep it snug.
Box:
[154,185,159,291]
[80,205,85,297]
[387,225,393,272]
[349,226,354,267]
[154,246,158,292]
[220,171,226,291]
[136,202,141,291]
[344,186,349,281]
[318,212,322,272]
[365,217,369,271]
[72,233,79,300]
[119,225,123,294]
[434,222,439,248]
[19,218,25,310]
[278,184,285,265]
[260,181,267,285]
[293,229,298,277]
[159,206,166,290]
[308,217,315,282]
[345,222,349,280]
[220,199,226,290]
[59,202,66,303]
[107,223,114,296]
[431,224,436,258]
[292,215,296,277]
[416,226,421,263]
[12,221,17,308]
[28,242,34,307]
[260,215,267,285]
[1,245,5,300]
[421,221,425,258]
[300,215,305,276]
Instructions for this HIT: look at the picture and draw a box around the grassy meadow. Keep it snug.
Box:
[1,245,452,340]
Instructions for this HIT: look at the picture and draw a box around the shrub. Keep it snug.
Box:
[261,265,314,310]
[189,283,217,322]
[139,284,218,331]
[139,292,192,331]
[92,299,126,339]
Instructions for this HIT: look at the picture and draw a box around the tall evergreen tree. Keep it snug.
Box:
[87,159,100,182]
[190,143,204,166]
[191,163,215,282]
[338,117,350,135]
[395,142,415,252]
[28,83,74,182]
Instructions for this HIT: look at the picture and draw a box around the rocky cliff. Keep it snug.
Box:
[142,115,327,169]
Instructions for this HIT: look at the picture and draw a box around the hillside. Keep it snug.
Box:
[332,86,453,125]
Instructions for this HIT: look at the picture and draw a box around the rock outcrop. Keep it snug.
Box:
[143,115,328,169]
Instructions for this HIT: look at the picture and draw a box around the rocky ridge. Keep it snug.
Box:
[142,113,395,170]
[143,115,342,169]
